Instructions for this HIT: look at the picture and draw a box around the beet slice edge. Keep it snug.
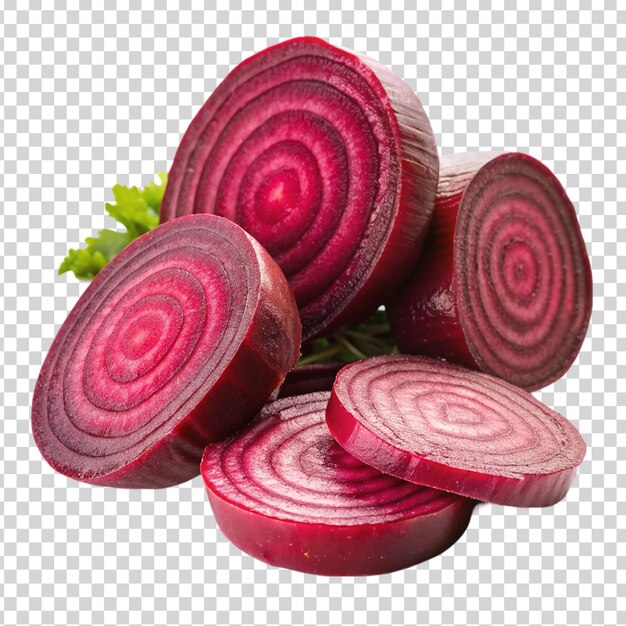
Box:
[201,392,475,576]
[326,355,586,507]
[387,152,592,390]
[161,36,438,340]
[32,214,301,488]
[275,362,345,398]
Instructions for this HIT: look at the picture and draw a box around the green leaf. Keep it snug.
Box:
[106,173,166,237]
[59,173,168,280]
[58,248,106,281]
[58,230,132,280]
[140,172,169,210]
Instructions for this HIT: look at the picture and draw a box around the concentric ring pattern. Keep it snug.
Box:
[32,216,262,484]
[161,37,438,339]
[454,153,593,390]
[327,355,585,504]
[202,393,457,525]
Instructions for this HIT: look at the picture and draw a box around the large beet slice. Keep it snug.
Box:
[387,152,593,390]
[32,215,301,488]
[201,393,476,576]
[161,37,438,340]
[326,355,586,508]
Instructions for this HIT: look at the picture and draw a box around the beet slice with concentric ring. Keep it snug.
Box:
[326,355,586,508]
[201,392,475,576]
[160,37,438,340]
[387,152,593,390]
[32,214,301,488]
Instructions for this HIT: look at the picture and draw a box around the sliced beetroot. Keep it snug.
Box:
[326,355,586,508]
[161,37,439,340]
[387,152,593,390]
[276,362,345,398]
[201,392,475,576]
[32,214,301,488]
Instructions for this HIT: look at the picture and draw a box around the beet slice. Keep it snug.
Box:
[276,362,344,398]
[201,392,475,576]
[161,37,438,340]
[326,355,586,508]
[32,215,301,488]
[387,152,593,390]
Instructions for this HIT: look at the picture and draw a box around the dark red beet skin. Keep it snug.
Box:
[201,393,475,576]
[276,362,345,398]
[32,215,301,488]
[387,152,593,390]
[161,37,439,340]
[326,356,586,508]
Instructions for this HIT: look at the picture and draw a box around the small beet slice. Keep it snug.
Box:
[32,215,301,488]
[276,362,345,398]
[387,152,593,390]
[326,355,586,508]
[161,37,438,340]
[201,392,475,576]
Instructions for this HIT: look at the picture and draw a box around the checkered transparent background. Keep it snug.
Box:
[1,2,623,625]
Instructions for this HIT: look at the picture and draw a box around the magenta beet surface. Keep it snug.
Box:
[161,37,439,340]
[32,215,301,488]
[326,355,586,508]
[387,152,593,390]
[276,362,345,398]
[201,392,475,576]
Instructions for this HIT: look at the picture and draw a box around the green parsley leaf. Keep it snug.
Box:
[59,173,167,280]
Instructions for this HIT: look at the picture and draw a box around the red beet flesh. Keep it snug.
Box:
[161,37,438,340]
[387,152,593,390]
[326,355,586,507]
[201,392,475,576]
[32,215,301,488]
[276,362,345,398]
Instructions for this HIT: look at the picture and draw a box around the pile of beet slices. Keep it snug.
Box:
[33,38,592,576]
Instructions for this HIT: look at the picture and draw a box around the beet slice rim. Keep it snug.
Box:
[202,392,475,576]
[455,153,592,388]
[387,152,592,391]
[161,37,438,340]
[32,214,301,487]
[275,362,344,398]
[326,355,586,508]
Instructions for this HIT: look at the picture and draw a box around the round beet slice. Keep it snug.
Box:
[326,355,586,508]
[387,152,593,390]
[32,214,301,488]
[201,392,476,576]
[161,37,438,340]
